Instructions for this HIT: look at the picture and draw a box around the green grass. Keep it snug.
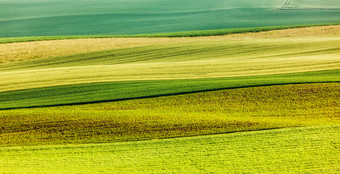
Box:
[0,83,339,147]
[0,125,338,173]
[0,23,339,44]
[1,0,340,38]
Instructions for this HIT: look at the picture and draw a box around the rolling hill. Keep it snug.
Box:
[0,0,340,37]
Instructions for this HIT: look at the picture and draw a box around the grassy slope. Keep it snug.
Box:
[0,126,338,173]
[1,0,340,37]
[0,83,339,146]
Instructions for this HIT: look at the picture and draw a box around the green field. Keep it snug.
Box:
[0,3,340,172]
[1,0,340,37]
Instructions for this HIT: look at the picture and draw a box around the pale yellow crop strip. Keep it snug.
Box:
[1,25,339,64]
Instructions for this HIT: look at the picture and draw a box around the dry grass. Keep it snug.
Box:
[0,38,190,63]
[1,25,339,64]
[215,25,340,39]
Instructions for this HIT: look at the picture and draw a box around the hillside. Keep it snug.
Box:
[0,0,339,37]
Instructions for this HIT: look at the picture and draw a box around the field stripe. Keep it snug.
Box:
[0,70,339,110]
[4,38,339,70]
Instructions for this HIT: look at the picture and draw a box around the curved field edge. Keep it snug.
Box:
[0,83,339,147]
[1,70,339,110]
[0,125,339,173]
[1,23,339,44]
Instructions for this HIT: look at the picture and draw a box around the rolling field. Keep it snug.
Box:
[1,23,339,173]
[1,0,340,37]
